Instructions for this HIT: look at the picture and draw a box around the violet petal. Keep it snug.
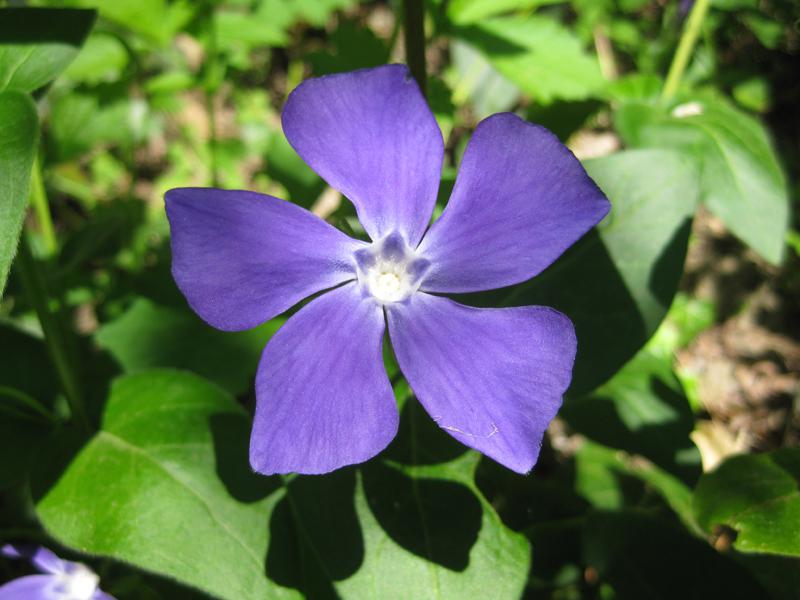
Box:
[165,187,364,331]
[249,283,398,475]
[282,65,444,246]
[1,545,64,575]
[0,575,59,599]
[387,293,576,473]
[418,113,610,293]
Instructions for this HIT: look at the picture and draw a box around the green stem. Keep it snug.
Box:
[15,235,88,431]
[29,156,57,256]
[0,385,58,425]
[403,0,427,97]
[661,0,711,102]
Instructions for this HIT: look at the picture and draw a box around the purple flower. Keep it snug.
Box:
[165,65,610,475]
[1,545,115,600]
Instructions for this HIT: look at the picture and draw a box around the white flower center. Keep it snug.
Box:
[373,272,402,300]
[55,563,100,600]
[355,232,430,304]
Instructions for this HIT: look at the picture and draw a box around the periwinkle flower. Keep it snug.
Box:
[166,65,609,475]
[0,545,114,600]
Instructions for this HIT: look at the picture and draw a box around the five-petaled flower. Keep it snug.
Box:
[166,65,610,476]
[1,544,115,600]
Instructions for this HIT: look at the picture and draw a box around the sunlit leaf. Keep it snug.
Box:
[456,15,605,104]
[0,90,38,297]
[0,8,95,93]
[35,370,294,600]
[694,449,800,557]
[616,94,789,264]
[35,371,530,599]
[95,298,281,395]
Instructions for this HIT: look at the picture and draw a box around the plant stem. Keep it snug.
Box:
[403,0,427,97]
[15,235,88,431]
[661,0,711,102]
[29,156,57,256]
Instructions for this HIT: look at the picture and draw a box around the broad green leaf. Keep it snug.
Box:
[693,449,800,557]
[216,7,293,52]
[456,15,605,104]
[35,370,529,599]
[507,149,699,395]
[447,40,520,118]
[95,298,281,395]
[49,92,154,160]
[63,0,194,46]
[447,0,561,25]
[0,8,96,93]
[63,32,129,84]
[583,511,766,598]
[341,460,529,599]
[35,370,297,600]
[272,398,529,598]
[0,90,38,297]
[217,0,358,54]
[616,95,789,264]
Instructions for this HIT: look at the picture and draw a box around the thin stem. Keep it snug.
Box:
[0,385,58,425]
[15,235,88,431]
[661,0,711,102]
[29,156,57,256]
[593,24,618,81]
[403,0,427,97]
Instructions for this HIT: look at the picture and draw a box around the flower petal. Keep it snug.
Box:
[418,113,610,293]
[249,282,397,475]
[166,188,364,331]
[387,293,576,473]
[0,575,59,599]
[282,65,444,245]
[1,545,64,575]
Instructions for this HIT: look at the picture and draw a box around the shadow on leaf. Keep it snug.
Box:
[266,469,362,598]
[362,462,482,571]
[382,398,468,466]
[210,414,279,503]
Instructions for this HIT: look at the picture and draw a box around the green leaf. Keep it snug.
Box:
[447,40,520,118]
[35,370,296,600]
[574,441,699,533]
[616,95,789,264]
[63,32,129,84]
[693,449,800,557]
[564,349,701,483]
[456,15,605,104]
[0,323,58,489]
[507,149,699,395]
[0,8,96,93]
[306,21,390,76]
[583,511,766,598]
[35,370,529,599]
[95,298,280,395]
[0,90,38,297]
[447,0,561,25]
